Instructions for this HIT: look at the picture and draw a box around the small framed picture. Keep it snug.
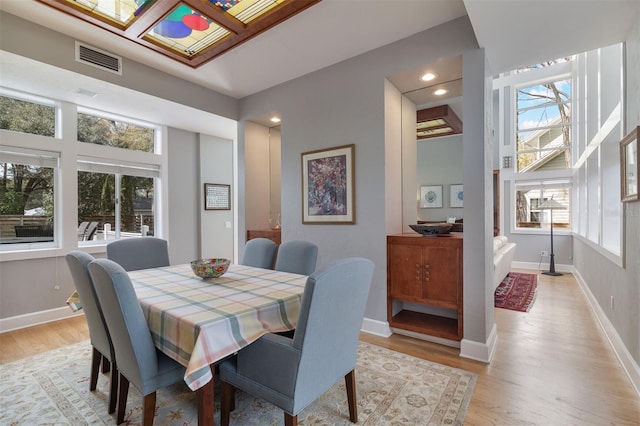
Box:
[450,184,463,208]
[204,183,231,210]
[420,185,443,208]
[620,126,639,202]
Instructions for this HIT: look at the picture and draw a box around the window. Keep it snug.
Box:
[495,43,624,261]
[516,77,571,172]
[0,95,55,137]
[0,150,57,246]
[78,112,155,153]
[78,170,156,241]
[515,180,571,230]
[0,90,165,254]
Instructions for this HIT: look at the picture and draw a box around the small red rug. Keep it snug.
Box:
[495,272,537,312]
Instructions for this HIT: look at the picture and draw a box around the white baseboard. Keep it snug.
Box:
[0,306,83,333]
[459,323,496,363]
[361,317,392,337]
[511,261,573,273]
[573,270,640,398]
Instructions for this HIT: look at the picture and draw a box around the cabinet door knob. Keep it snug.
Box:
[424,264,430,269]
[425,277,430,281]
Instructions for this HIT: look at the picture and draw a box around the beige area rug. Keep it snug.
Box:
[0,340,477,425]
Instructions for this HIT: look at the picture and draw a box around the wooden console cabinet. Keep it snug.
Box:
[246,229,281,245]
[387,233,463,342]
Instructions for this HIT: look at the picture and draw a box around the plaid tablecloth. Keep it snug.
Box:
[128,263,307,390]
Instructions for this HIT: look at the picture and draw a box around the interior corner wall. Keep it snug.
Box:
[199,134,234,261]
[383,80,403,235]
[401,95,418,233]
[167,127,200,265]
[244,121,272,231]
[269,128,282,223]
[460,48,495,354]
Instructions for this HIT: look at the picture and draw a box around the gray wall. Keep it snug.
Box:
[238,17,494,351]
[167,127,200,265]
[573,18,640,366]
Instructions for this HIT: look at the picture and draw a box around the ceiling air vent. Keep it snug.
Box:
[75,42,122,75]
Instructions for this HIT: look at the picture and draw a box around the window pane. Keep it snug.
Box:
[516,78,571,172]
[121,175,155,236]
[78,113,154,153]
[78,171,114,241]
[515,185,571,229]
[0,162,54,244]
[0,96,55,137]
[78,171,154,240]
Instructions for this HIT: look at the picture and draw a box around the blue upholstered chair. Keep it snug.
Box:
[240,237,278,269]
[274,240,318,275]
[219,257,375,426]
[106,237,170,271]
[88,258,186,426]
[65,251,118,414]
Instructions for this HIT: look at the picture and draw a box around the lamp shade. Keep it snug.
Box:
[538,198,566,210]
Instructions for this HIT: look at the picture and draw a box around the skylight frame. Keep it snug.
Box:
[37,0,321,68]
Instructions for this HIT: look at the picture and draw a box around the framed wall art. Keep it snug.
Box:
[204,183,231,210]
[301,144,355,224]
[420,185,443,208]
[450,184,464,208]
[620,126,639,202]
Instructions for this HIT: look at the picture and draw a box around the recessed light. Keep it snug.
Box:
[433,88,448,96]
[270,117,281,123]
[420,72,438,82]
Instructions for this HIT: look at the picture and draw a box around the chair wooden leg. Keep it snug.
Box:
[117,374,129,425]
[221,382,235,426]
[345,370,358,423]
[102,355,111,374]
[142,392,157,426]
[284,413,298,426]
[90,347,101,391]
[108,364,118,414]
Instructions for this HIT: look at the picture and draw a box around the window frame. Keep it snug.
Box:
[0,90,166,260]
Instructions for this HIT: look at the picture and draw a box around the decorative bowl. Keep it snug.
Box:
[409,223,453,237]
[190,258,230,279]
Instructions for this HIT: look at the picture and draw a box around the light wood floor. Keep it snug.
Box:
[1,269,638,425]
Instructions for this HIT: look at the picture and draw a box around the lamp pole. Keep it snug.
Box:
[539,197,565,277]
[542,207,561,276]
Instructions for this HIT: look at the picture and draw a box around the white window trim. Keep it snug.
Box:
[0,91,166,260]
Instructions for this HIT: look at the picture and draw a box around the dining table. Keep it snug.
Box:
[128,262,308,425]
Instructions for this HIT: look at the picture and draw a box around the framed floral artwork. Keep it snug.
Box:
[450,184,463,208]
[420,185,442,208]
[302,144,355,224]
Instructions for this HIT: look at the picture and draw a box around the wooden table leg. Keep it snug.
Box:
[197,368,215,426]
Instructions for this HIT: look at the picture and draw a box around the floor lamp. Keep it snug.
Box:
[538,197,566,276]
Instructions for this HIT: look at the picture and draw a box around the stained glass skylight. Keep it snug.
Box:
[37,0,321,67]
